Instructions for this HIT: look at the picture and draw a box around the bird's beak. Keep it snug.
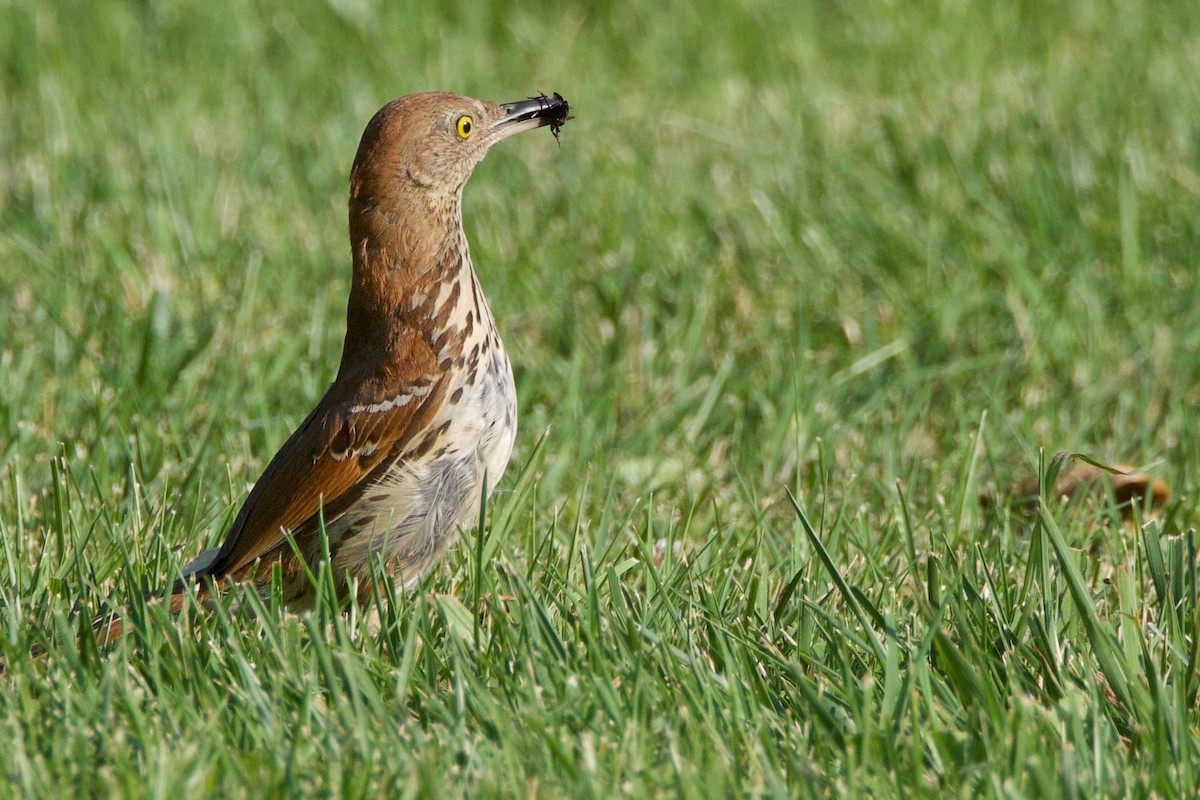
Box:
[489,93,572,142]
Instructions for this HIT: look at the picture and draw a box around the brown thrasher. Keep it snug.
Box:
[99,91,571,641]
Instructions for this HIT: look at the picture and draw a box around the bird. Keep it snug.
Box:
[99,91,572,642]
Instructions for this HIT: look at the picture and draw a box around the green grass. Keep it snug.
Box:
[2,0,1200,796]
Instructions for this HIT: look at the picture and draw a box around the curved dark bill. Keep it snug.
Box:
[497,92,572,130]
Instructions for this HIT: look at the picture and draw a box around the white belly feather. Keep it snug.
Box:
[330,344,516,585]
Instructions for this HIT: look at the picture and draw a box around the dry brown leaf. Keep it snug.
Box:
[985,461,1170,520]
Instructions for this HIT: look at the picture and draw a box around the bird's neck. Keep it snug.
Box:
[339,190,474,374]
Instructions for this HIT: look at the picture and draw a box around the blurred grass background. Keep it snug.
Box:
[1,0,1199,796]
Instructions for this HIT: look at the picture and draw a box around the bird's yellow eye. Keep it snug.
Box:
[456,115,474,139]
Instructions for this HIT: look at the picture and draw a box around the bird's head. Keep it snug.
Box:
[349,91,570,210]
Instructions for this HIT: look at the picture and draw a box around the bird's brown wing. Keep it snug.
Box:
[206,354,449,579]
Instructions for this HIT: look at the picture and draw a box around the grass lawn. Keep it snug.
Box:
[2,0,1199,796]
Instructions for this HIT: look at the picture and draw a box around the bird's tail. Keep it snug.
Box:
[90,608,127,648]
[6,587,196,672]
[87,587,195,648]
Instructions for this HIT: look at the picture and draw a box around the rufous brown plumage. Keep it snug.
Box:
[97,91,572,644]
